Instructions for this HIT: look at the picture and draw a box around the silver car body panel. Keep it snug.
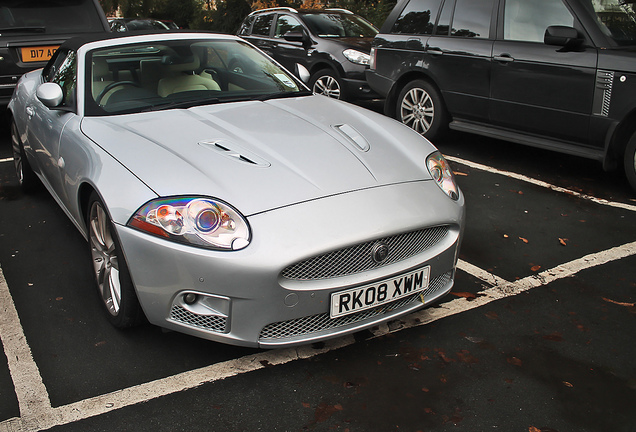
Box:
[8,32,465,347]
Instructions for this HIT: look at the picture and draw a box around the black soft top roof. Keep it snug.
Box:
[58,30,218,51]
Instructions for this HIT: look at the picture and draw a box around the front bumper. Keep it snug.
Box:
[117,181,465,348]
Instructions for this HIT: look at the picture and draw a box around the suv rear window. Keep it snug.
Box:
[391,0,443,35]
[0,0,106,35]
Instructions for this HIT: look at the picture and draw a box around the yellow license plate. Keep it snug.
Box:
[21,46,59,63]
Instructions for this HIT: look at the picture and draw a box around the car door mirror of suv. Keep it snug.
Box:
[36,82,64,108]
[544,26,584,50]
[283,31,308,44]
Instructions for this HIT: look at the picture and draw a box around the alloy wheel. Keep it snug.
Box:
[313,75,341,99]
[400,87,434,135]
[89,201,122,316]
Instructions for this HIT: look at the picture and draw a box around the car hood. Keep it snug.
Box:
[81,96,434,216]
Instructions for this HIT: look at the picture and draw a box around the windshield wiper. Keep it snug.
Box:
[0,26,46,34]
[254,90,313,101]
[142,97,220,112]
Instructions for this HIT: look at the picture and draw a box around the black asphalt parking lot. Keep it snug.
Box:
[0,110,635,431]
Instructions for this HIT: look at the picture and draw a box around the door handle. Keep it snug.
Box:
[494,53,515,63]
[426,46,444,56]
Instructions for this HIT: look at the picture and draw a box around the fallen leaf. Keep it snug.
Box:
[453,171,468,176]
[55,297,63,301]
[507,356,523,366]
[302,402,311,408]
[529,427,541,432]
[602,297,635,307]
[519,237,529,243]
[503,234,509,238]
[559,238,568,246]
[563,381,574,388]
[531,265,542,272]
[485,311,499,320]
[451,291,477,299]
[456,350,479,364]
[542,332,563,342]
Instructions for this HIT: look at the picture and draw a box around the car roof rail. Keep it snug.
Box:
[249,7,298,16]
[324,8,354,14]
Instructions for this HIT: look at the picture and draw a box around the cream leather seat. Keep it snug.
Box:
[157,55,220,97]
[92,58,113,100]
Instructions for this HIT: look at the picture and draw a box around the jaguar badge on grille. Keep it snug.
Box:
[371,242,390,264]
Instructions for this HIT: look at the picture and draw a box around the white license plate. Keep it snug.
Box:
[330,266,431,319]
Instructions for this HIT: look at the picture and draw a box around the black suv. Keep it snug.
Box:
[0,0,110,108]
[366,0,636,191]
[238,7,378,101]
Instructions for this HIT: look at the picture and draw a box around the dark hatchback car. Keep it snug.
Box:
[109,18,170,33]
[366,0,636,191]
[238,7,379,100]
[0,0,110,107]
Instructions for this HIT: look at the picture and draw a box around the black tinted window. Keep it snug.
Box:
[451,0,494,38]
[434,0,453,35]
[503,0,574,42]
[275,15,303,37]
[238,15,254,35]
[0,0,104,35]
[391,0,443,35]
[252,13,274,36]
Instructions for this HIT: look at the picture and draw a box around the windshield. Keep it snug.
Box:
[86,38,308,116]
[0,0,105,35]
[302,13,378,38]
[586,0,636,45]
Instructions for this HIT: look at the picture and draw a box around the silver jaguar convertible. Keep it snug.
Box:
[8,32,465,348]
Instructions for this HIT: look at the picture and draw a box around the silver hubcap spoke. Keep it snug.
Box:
[89,203,121,316]
[10,124,24,184]
[401,88,434,135]
[314,76,341,98]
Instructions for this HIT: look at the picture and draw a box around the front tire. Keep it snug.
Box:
[10,119,39,192]
[87,192,144,328]
[625,133,636,192]
[396,79,448,140]
[309,68,345,100]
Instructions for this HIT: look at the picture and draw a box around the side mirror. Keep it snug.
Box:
[283,31,307,43]
[544,26,584,49]
[36,82,64,108]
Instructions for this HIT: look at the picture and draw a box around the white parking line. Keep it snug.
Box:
[1,163,635,431]
[0,158,12,164]
[2,239,635,431]
[446,155,636,213]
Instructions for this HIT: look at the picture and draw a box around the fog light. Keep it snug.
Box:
[184,293,198,304]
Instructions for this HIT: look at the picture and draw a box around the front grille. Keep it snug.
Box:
[281,226,449,281]
[259,271,452,341]
[170,305,227,333]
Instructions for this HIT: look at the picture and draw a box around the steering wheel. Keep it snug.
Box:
[96,81,141,105]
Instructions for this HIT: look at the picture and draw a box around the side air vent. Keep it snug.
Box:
[593,70,614,117]
[199,140,271,167]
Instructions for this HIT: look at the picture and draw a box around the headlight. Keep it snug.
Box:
[128,197,250,251]
[343,49,370,65]
[426,152,459,201]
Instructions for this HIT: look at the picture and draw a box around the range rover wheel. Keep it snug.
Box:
[87,192,144,328]
[310,69,345,100]
[396,79,448,140]
[10,119,39,192]
[625,133,636,192]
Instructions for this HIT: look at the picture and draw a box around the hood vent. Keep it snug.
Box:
[199,140,271,167]
[334,124,370,152]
